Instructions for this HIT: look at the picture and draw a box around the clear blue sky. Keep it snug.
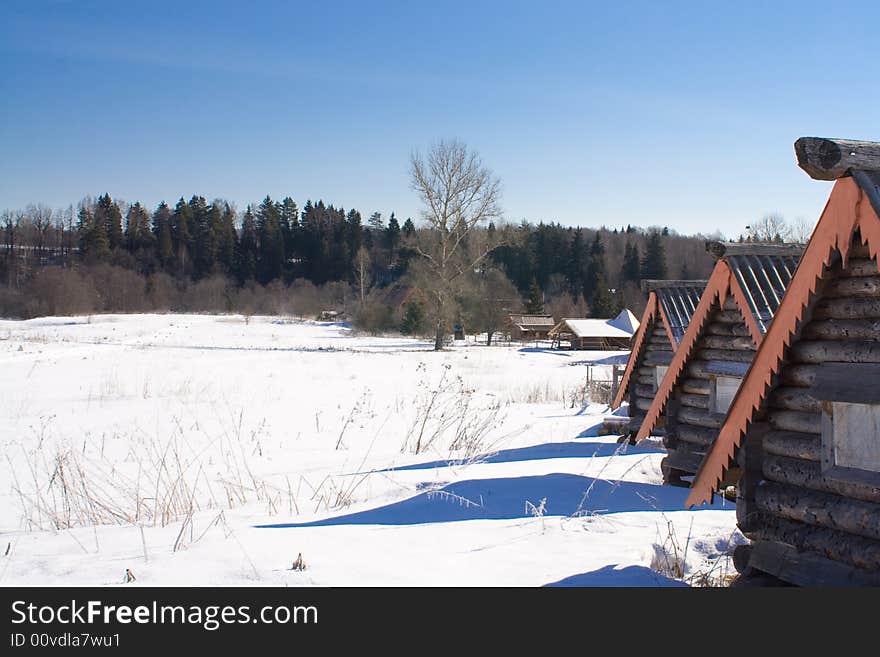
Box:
[2,1,878,238]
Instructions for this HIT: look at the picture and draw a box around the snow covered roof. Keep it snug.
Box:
[551,316,638,339]
[607,308,639,334]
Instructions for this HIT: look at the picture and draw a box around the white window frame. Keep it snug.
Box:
[821,401,880,484]
[654,365,669,392]
[710,375,740,415]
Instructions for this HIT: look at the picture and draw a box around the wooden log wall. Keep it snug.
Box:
[626,318,674,431]
[742,238,880,577]
[662,295,755,482]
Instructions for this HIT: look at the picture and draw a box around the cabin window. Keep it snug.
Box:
[711,376,740,414]
[654,365,668,392]
[822,402,880,477]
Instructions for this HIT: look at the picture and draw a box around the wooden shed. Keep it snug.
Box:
[549,309,640,350]
[686,137,880,586]
[507,314,556,341]
[610,280,707,438]
[635,242,802,486]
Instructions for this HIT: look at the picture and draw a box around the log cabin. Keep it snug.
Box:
[634,242,802,486]
[686,137,880,586]
[610,280,707,439]
[549,309,640,350]
[507,314,556,341]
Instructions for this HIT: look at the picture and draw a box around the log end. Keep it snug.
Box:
[794,137,845,181]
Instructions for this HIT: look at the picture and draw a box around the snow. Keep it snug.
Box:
[0,314,741,587]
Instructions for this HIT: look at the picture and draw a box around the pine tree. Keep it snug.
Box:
[256,195,284,284]
[400,300,425,335]
[237,206,258,283]
[525,278,544,314]
[170,197,193,276]
[279,197,298,276]
[384,212,400,255]
[583,232,605,301]
[77,205,109,262]
[189,195,214,278]
[567,228,587,300]
[641,230,667,280]
[590,276,618,317]
[96,194,124,251]
[368,211,384,230]
[125,202,153,253]
[152,202,174,271]
[622,241,641,282]
[402,217,415,238]
[215,203,238,276]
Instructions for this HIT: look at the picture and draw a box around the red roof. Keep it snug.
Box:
[687,176,880,507]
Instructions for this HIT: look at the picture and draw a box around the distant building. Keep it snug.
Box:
[507,314,556,341]
[548,309,640,350]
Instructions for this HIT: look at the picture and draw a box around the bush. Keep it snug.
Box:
[400,300,427,335]
[23,266,99,317]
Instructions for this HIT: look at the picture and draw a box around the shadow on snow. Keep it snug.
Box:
[255,472,707,529]
[374,438,662,473]
[544,564,688,587]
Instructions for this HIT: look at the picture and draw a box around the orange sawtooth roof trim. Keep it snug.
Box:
[656,299,678,348]
[635,260,745,441]
[686,177,880,507]
[610,292,662,409]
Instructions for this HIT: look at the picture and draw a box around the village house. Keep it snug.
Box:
[634,242,802,486]
[507,314,556,341]
[548,309,639,350]
[687,137,880,586]
[610,280,707,438]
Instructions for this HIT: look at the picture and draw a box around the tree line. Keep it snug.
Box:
[1,191,723,338]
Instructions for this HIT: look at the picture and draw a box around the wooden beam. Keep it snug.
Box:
[794,137,880,181]
[748,538,880,586]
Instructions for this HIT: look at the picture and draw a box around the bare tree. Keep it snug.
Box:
[409,139,502,350]
[746,213,789,242]
[355,246,371,304]
[788,216,815,243]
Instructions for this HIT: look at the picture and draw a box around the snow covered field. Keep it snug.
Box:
[0,314,741,586]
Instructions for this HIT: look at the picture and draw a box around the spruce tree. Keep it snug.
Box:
[384,213,400,255]
[402,217,415,238]
[641,230,667,280]
[525,279,544,314]
[279,197,298,276]
[590,276,618,317]
[237,206,258,283]
[567,228,586,300]
[96,194,124,251]
[215,203,238,276]
[170,198,193,276]
[189,195,214,278]
[256,195,284,284]
[77,205,109,262]
[622,241,641,282]
[152,202,174,272]
[125,202,153,253]
[400,301,425,335]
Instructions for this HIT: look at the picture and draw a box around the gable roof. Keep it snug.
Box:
[608,308,640,334]
[550,313,640,339]
[634,245,802,442]
[508,314,555,330]
[687,172,880,507]
[611,281,707,409]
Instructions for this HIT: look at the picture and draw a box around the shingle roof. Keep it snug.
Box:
[634,244,803,442]
[611,281,708,410]
[687,174,880,507]
[647,281,707,345]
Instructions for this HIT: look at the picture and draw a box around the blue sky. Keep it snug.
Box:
[2,1,878,238]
